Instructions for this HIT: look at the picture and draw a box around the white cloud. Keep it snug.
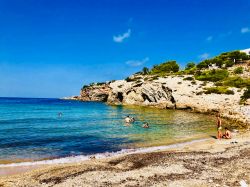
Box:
[241,27,250,34]
[206,36,213,41]
[125,57,149,67]
[113,29,131,43]
[199,53,210,60]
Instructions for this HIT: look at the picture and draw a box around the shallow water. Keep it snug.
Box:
[0,97,218,164]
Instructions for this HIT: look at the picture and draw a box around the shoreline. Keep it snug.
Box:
[0,138,210,169]
[0,130,250,186]
[0,138,210,177]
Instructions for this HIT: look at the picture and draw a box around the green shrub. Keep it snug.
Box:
[125,77,132,82]
[183,76,194,81]
[96,82,106,85]
[223,76,250,88]
[200,81,207,86]
[196,91,203,95]
[152,76,159,80]
[225,60,235,67]
[183,67,197,75]
[150,61,179,75]
[227,50,249,62]
[197,59,211,69]
[233,67,244,74]
[197,58,223,69]
[195,70,202,76]
[241,87,250,101]
[191,80,196,85]
[185,62,196,70]
[174,71,185,75]
[196,50,249,70]
[212,57,224,68]
[195,69,229,82]
[146,75,159,81]
[204,86,234,95]
[214,82,223,86]
[142,67,149,75]
[225,90,235,95]
[81,85,89,90]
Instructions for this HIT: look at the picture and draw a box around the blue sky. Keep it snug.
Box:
[0,0,250,98]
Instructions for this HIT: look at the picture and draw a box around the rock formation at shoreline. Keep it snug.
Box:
[79,83,111,102]
[68,74,249,126]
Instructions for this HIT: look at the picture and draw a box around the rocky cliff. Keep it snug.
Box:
[73,74,250,126]
[79,84,111,102]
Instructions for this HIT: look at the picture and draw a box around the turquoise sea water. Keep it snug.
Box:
[0,97,217,164]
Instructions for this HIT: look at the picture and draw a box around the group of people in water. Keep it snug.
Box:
[59,112,232,138]
[216,114,232,139]
[125,113,233,138]
[124,116,149,128]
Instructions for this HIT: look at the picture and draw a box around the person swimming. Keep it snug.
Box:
[124,116,135,123]
[142,122,149,128]
[124,116,131,123]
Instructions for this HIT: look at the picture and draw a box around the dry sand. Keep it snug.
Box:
[0,131,250,187]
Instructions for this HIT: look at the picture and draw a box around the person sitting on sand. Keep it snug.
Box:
[222,127,232,139]
[216,114,223,140]
[142,122,149,128]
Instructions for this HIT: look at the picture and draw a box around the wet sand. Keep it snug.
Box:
[0,131,250,187]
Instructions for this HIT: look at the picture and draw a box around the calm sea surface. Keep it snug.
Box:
[0,97,217,163]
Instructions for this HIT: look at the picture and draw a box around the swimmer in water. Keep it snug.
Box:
[124,116,131,123]
[142,122,149,128]
[130,117,135,123]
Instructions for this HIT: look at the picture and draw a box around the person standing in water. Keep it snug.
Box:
[216,113,222,139]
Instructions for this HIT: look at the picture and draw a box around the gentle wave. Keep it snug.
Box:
[0,138,208,168]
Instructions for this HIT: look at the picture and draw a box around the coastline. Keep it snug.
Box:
[1,130,250,187]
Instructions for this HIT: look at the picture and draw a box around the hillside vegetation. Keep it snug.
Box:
[83,50,250,102]
[133,50,250,101]
[138,50,249,76]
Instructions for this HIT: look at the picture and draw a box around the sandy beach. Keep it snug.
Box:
[0,130,249,187]
[0,0,249,186]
